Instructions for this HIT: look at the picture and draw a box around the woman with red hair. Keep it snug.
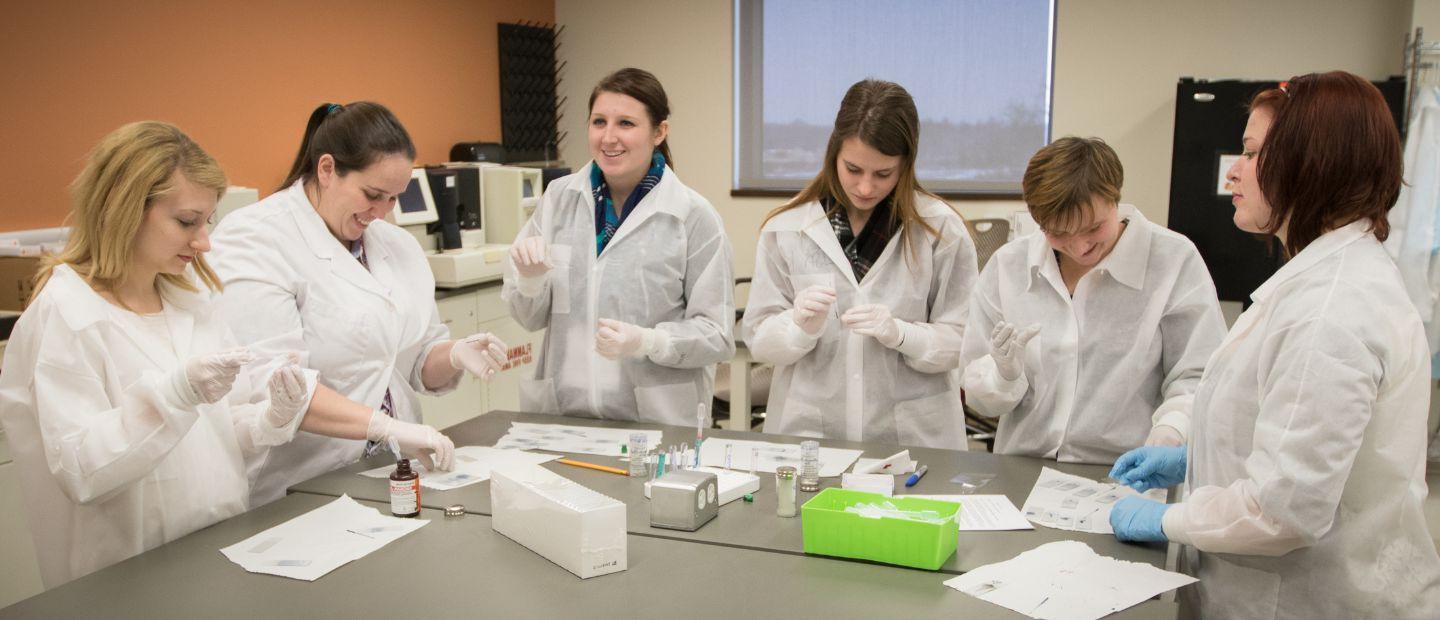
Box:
[1109,71,1440,617]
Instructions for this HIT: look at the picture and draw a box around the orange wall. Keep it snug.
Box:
[0,0,555,232]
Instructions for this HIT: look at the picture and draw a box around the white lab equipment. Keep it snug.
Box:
[208,180,458,507]
[501,163,735,425]
[1166,222,1440,618]
[959,205,1226,464]
[743,194,977,449]
[0,264,312,588]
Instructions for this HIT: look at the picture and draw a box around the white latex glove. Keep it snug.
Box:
[595,318,656,360]
[792,285,837,336]
[449,332,509,380]
[264,364,309,429]
[842,304,904,348]
[991,321,1040,382]
[510,236,551,279]
[366,412,455,471]
[167,348,256,408]
[1144,424,1185,447]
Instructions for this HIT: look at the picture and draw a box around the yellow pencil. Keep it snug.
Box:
[556,458,629,476]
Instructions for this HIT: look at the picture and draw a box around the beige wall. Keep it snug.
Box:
[555,0,1410,280]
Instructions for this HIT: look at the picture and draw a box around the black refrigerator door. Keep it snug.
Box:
[1166,77,1405,304]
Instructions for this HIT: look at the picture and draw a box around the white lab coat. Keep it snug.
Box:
[208,181,456,506]
[960,206,1226,463]
[744,195,978,448]
[0,265,307,588]
[1164,222,1440,618]
[502,163,734,425]
[1386,85,1440,360]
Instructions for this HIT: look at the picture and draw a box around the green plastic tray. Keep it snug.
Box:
[800,488,961,570]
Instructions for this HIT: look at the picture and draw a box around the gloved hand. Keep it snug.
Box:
[1109,445,1187,492]
[1110,496,1171,542]
[366,412,455,471]
[842,304,904,348]
[264,364,310,429]
[595,319,657,360]
[449,332,509,379]
[1144,424,1184,447]
[991,322,1040,382]
[168,348,256,407]
[792,285,837,336]
[510,236,552,279]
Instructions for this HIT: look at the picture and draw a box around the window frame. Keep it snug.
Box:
[731,0,1056,199]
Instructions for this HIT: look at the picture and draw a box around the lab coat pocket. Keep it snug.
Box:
[519,377,560,415]
[775,399,825,439]
[633,382,698,425]
[1197,554,1279,619]
[549,245,573,315]
[894,390,965,449]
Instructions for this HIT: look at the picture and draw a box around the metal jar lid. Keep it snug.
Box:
[775,466,797,479]
[444,504,465,517]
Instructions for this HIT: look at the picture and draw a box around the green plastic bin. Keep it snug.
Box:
[800,488,962,570]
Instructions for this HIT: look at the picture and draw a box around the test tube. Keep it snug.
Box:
[724,443,734,470]
[750,447,759,475]
[627,433,649,478]
[799,440,820,492]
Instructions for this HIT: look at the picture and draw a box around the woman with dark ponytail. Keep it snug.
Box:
[503,68,735,425]
[209,102,508,506]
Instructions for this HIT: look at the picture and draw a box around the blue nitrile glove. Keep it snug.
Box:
[1110,496,1170,542]
[1108,446,1187,492]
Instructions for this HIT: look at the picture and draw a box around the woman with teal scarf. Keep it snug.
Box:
[503,68,735,426]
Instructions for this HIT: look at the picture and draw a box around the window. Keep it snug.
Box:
[735,0,1054,195]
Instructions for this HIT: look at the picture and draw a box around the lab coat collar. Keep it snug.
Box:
[1249,219,1373,304]
[1024,203,1150,293]
[799,201,863,288]
[1093,204,1151,291]
[47,263,205,364]
[283,181,390,299]
[569,161,690,257]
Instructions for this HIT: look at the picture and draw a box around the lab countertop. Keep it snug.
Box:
[288,410,1167,574]
[0,492,1177,619]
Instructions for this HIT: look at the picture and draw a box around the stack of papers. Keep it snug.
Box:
[493,422,663,457]
[359,446,560,490]
[220,495,427,581]
[1021,468,1166,534]
[909,494,1033,531]
[943,541,1195,620]
[697,438,862,477]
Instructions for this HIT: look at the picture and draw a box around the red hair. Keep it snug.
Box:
[1249,71,1401,256]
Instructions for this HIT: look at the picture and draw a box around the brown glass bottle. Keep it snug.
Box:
[389,458,421,518]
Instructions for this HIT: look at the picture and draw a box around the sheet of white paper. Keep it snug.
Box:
[1020,467,1166,534]
[842,473,896,496]
[910,494,1033,531]
[943,541,1195,620]
[220,495,427,581]
[492,422,663,457]
[359,447,560,490]
[697,437,862,477]
[852,450,917,474]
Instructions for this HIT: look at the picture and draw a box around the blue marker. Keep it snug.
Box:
[904,465,929,488]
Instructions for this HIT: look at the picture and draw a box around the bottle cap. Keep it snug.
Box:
[776,466,796,479]
[444,504,465,517]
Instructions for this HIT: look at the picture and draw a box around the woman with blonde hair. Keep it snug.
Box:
[743,79,978,448]
[0,122,312,588]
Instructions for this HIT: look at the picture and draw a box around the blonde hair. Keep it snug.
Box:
[1022,136,1123,233]
[764,79,954,259]
[35,121,227,301]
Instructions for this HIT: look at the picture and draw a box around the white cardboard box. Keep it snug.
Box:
[490,464,627,579]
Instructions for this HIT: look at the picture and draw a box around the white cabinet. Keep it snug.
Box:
[416,283,543,429]
[475,284,543,413]
[0,443,44,607]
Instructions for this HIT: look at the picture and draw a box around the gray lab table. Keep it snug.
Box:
[0,492,1177,619]
[288,410,1167,574]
